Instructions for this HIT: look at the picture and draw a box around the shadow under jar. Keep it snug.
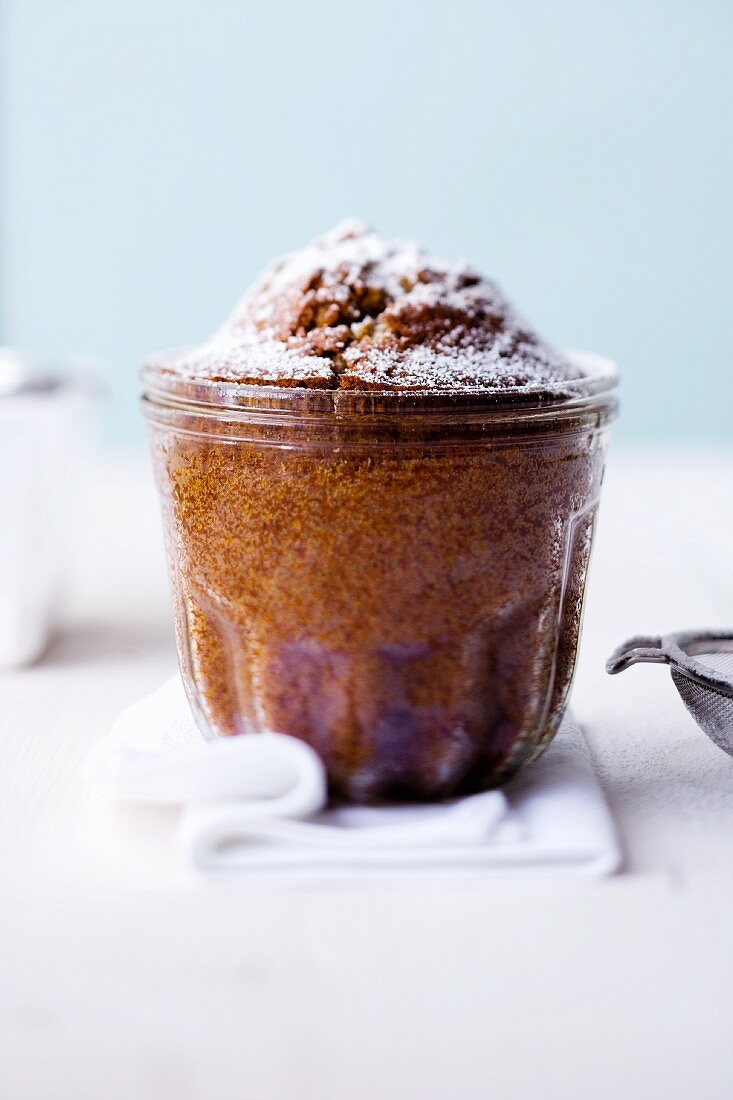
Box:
[142,352,617,803]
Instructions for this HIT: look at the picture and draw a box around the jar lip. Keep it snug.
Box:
[141,348,618,419]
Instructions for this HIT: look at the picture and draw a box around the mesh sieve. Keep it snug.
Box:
[607,632,733,757]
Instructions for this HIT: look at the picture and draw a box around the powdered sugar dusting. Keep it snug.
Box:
[157,336,336,389]
[158,220,582,392]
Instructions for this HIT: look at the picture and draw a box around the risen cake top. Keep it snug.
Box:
[157,219,582,392]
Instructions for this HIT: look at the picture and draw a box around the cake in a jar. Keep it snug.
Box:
[144,221,616,801]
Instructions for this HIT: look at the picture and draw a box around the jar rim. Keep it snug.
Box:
[141,348,618,421]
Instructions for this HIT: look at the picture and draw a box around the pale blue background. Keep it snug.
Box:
[1,0,731,441]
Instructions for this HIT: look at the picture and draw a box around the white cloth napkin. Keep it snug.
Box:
[90,676,620,877]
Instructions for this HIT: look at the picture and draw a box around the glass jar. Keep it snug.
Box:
[142,352,617,802]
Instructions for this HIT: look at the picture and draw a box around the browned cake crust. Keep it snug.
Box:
[152,219,582,392]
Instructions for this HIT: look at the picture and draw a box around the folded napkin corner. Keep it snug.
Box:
[92,677,620,879]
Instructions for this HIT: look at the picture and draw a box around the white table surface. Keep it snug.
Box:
[2,443,732,1100]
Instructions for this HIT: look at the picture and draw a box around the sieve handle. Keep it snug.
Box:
[606,636,668,675]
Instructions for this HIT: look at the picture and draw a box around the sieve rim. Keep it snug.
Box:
[607,630,733,699]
